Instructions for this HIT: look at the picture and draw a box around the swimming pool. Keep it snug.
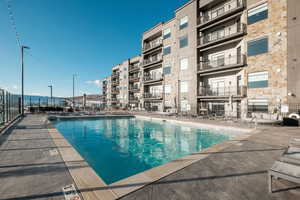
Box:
[53,117,231,184]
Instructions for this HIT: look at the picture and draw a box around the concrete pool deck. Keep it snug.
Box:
[0,114,300,200]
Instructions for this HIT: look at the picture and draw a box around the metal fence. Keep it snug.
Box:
[0,88,21,126]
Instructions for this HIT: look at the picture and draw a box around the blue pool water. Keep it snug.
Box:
[53,117,230,184]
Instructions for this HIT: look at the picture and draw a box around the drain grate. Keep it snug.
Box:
[62,184,81,200]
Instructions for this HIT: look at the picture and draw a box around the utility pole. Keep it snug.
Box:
[21,45,30,116]
[48,85,53,107]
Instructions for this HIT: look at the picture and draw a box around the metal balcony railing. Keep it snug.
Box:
[144,93,163,99]
[143,74,163,82]
[198,23,246,46]
[129,75,140,82]
[111,89,120,94]
[143,54,163,66]
[129,64,140,72]
[143,38,163,52]
[198,54,246,71]
[198,0,244,25]
[129,86,140,91]
[111,81,119,86]
[198,86,244,97]
[112,72,119,78]
[129,97,139,102]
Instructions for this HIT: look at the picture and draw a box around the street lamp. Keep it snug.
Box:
[48,85,53,107]
[72,74,77,109]
[21,45,30,116]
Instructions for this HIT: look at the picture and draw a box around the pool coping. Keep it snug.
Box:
[48,115,258,200]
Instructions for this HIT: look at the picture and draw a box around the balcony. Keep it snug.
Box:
[143,38,163,53]
[198,86,246,98]
[111,81,119,86]
[198,0,245,27]
[143,74,163,84]
[198,23,246,48]
[144,93,163,100]
[129,86,140,92]
[198,54,246,73]
[111,72,119,78]
[143,54,163,68]
[129,74,140,82]
[129,96,139,102]
[111,88,120,95]
[111,98,120,104]
[129,64,140,72]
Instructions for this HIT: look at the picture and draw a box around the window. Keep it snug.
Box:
[181,81,188,93]
[180,58,188,70]
[164,85,171,94]
[163,46,171,55]
[248,99,268,113]
[163,28,171,39]
[248,71,268,88]
[163,66,171,75]
[248,37,268,56]
[179,16,188,30]
[248,3,268,25]
[179,36,188,48]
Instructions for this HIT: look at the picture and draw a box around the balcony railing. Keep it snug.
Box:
[129,64,140,72]
[198,54,246,71]
[143,54,163,66]
[198,86,244,97]
[111,81,119,86]
[144,74,163,82]
[129,97,139,102]
[111,72,119,78]
[198,23,246,47]
[143,38,163,52]
[144,93,163,99]
[129,75,140,82]
[111,89,120,94]
[198,0,244,25]
[129,86,140,91]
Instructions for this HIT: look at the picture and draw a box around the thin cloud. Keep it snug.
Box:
[86,80,102,87]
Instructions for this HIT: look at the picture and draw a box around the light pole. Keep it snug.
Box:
[72,74,77,109]
[48,85,53,107]
[21,45,30,116]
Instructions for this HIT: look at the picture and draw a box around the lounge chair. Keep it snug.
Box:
[268,161,300,193]
[268,139,300,193]
[279,146,300,165]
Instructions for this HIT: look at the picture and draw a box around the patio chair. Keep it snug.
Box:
[269,142,300,193]
[268,161,300,193]
[279,146,300,165]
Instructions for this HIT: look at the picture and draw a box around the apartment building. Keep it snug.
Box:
[102,56,142,110]
[102,76,112,109]
[141,1,198,114]
[128,56,142,110]
[101,0,300,118]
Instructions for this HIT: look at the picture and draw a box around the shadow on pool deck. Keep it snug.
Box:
[0,115,75,200]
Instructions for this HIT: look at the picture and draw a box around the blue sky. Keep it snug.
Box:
[0,0,189,97]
